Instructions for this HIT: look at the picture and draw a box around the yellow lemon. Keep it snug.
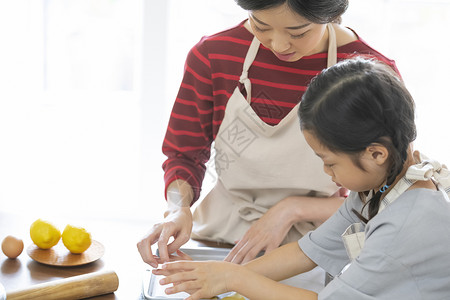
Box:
[62,224,92,254]
[30,219,61,249]
[221,292,246,300]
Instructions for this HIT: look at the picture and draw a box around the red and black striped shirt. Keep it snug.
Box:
[162,20,399,202]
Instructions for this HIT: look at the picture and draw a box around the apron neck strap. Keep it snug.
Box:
[239,37,260,103]
[241,37,260,80]
[327,23,337,67]
[379,153,450,213]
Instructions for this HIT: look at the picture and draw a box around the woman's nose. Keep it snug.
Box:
[270,34,290,53]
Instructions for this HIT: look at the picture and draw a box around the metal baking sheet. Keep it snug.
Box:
[142,247,247,300]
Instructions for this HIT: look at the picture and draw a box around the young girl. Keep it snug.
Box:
[153,58,450,299]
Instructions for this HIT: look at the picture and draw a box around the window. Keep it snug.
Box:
[0,0,145,220]
[1,1,449,221]
[344,0,450,163]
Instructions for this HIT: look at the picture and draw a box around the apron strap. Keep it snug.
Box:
[379,153,450,213]
[407,154,450,198]
[341,223,365,260]
[239,23,338,104]
[326,23,337,67]
[343,153,449,262]
[379,177,415,212]
[239,37,260,103]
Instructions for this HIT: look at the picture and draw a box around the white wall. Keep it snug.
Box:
[0,0,448,222]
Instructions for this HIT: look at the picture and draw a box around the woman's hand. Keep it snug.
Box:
[160,249,193,264]
[137,206,193,268]
[224,197,296,264]
[154,260,239,300]
[137,179,194,268]
[225,191,347,264]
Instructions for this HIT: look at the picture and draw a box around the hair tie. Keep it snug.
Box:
[379,184,390,193]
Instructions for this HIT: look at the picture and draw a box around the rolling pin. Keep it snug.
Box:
[0,269,119,300]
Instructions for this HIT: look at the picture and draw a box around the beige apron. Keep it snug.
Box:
[342,153,450,261]
[192,24,339,245]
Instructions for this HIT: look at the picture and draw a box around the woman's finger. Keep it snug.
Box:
[228,242,250,264]
[175,249,193,261]
[137,226,163,268]
[157,225,177,263]
[155,249,193,264]
[167,232,191,256]
[240,240,266,264]
[224,236,248,262]
[230,235,264,264]
[152,268,171,276]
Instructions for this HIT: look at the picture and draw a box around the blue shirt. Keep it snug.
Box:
[299,189,450,299]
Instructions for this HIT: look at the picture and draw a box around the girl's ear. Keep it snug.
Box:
[365,143,389,165]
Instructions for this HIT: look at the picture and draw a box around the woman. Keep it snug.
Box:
[138,0,398,289]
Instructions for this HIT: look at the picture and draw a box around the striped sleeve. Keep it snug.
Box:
[162,38,214,203]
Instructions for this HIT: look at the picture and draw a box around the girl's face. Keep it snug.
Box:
[248,3,328,62]
[303,130,389,192]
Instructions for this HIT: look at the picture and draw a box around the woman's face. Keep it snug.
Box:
[248,3,328,62]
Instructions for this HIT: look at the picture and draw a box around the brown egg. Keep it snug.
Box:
[1,235,24,259]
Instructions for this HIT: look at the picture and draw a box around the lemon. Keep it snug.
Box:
[30,219,61,249]
[221,293,246,300]
[62,224,92,254]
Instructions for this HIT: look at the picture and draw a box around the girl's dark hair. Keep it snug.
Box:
[235,0,349,24]
[298,58,416,221]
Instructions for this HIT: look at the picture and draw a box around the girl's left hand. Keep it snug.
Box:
[153,260,238,300]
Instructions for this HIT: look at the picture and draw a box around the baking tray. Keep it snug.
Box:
[142,247,247,299]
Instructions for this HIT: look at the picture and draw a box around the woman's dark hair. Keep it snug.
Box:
[235,0,349,24]
[298,58,416,221]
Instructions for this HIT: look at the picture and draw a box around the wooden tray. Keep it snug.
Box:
[27,240,104,267]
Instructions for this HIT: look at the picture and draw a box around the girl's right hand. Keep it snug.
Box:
[137,206,193,268]
[153,260,239,300]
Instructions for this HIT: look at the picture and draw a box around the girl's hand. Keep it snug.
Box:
[153,261,238,300]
